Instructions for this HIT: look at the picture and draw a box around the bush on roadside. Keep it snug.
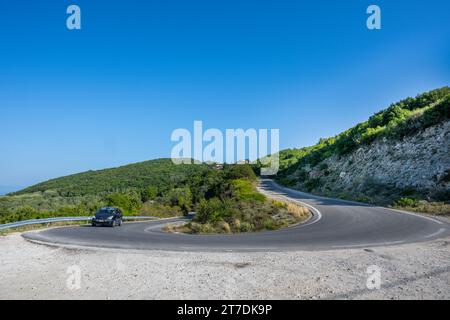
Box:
[394,197,419,207]
[105,192,142,215]
[231,179,266,202]
[139,202,182,218]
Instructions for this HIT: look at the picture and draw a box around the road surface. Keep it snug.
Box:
[22,180,450,251]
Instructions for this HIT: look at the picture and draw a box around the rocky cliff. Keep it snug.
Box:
[290,120,449,205]
[274,88,450,211]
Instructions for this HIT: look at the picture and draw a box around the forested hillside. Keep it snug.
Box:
[12,159,208,197]
[0,160,307,232]
[1,159,211,223]
[2,87,449,224]
[273,87,450,214]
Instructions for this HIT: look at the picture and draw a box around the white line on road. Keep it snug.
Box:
[266,179,446,226]
[424,228,446,239]
[331,241,405,249]
[386,208,444,225]
[257,185,323,227]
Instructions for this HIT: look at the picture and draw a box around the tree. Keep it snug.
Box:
[105,193,141,214]
[141,185,158,202]
[195,198,223,223]
[165,187,192,213]
[224,164,256,181]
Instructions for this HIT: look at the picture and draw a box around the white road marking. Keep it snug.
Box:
[265,179,445,226]
[386,208,444,225]
[332,241,405,249]
[424,228,446,239]
[257,185,323,226]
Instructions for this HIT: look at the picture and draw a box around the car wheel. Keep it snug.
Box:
[118,219,122,226]
[91,223,96,227]
[110,220,115,228]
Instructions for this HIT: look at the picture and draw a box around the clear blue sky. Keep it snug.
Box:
[0,0,449,189]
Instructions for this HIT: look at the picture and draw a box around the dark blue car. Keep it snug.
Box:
[91,207,123,227]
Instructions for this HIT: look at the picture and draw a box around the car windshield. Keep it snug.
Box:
[95,209,115,217]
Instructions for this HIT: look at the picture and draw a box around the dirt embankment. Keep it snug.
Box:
[1,233,449,300]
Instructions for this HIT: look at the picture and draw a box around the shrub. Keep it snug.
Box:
[435,190,450,202]
[189,222,203,234]
[240,222,252,232]
[224,164,257,181]
[422,96,450,128]
[383,105,411,125]
[195,198,224,223]
[139,202,182,217]
[271,200,286,208]
[13,206,39,221]
[218,221,231,233]
[200,223,215,234]
[304,178,321,192]
[394,197,419,207]
[263,218,276,230]
[105,193,142,214]
[231,179,266,202]
[400,187,417,197]
[141,186,158,202]
[361,126,385,144]
[392,201,450,216]
[162,187,192,213]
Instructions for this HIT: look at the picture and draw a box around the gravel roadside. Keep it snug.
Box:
[0,233,449,300]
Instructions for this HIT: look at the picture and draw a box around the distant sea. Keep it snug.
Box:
[0,186,22,196]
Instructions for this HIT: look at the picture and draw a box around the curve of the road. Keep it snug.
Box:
[22,179,450,252]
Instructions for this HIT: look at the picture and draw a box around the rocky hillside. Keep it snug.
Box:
[290,121,449,204]
[275,87,450,213]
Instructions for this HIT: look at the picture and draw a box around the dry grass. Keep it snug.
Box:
[285,202,310,219]
[165,200,311,235]
[393,202,450,216]
[163,222,192,234]
[163,224,175,233]
[218,221,231,233]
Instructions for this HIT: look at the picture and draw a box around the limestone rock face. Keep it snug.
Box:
[289,121,450,203]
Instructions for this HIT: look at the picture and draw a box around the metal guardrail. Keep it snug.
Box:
[0,216,158,230]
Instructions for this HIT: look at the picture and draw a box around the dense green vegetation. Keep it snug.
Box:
[2,87,448,224]
[273,87,450,181]
[268,87,450,213]
[13,158,209,197]
[0,160,309,231]
[392,198,449,216]
[0,159,211,223]
[166,169,309,234]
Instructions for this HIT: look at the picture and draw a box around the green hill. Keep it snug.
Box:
[273,87,450,214]
[12,158,209,197]
[2,87,449,223]
[1,160,303,233]
[0,159,212,223]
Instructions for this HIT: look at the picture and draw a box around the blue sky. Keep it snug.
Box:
[0,0,449,189]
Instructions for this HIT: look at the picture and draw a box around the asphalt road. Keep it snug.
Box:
[22,180,450,252]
